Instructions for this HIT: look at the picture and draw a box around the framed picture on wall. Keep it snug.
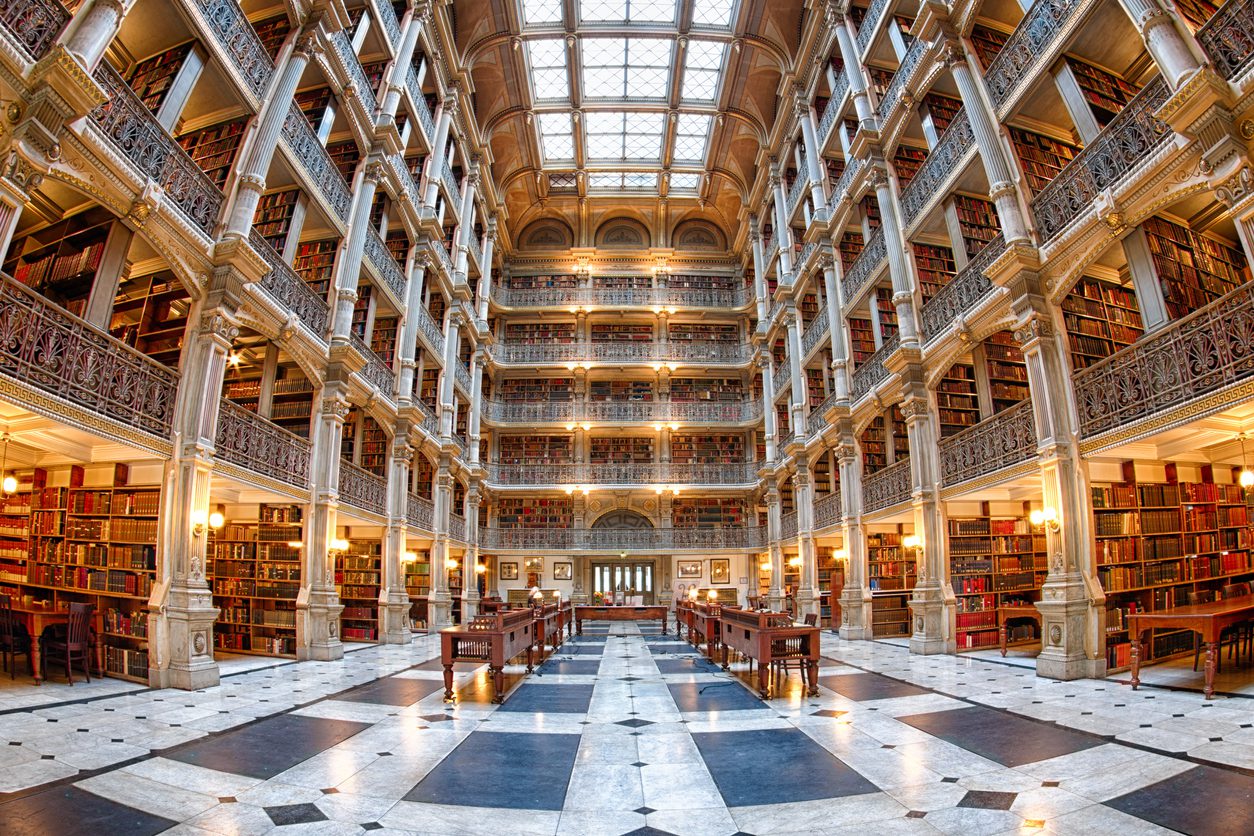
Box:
[525,557,544,573]
[500,562,519,580]
[710,558,730,584]
[553,562,572,580]
[677,560,702,578]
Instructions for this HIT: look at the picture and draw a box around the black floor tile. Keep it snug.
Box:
[693,728,878,806]
[264,802,328,825]
[897,706,1101,767]
[165,714,371,778]
[536,660,601,676]
[656,658,720,674]
[958,790,1017,810]
[668,681,765,712]
[335,676,444,706]
[404,731,579,810]
[819,672,931,701]
[1106,764,1254,836]
[0,786,177,836]
[496,683,595,713]
[565,645,605,656]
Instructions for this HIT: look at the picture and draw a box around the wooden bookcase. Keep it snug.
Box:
[371,316,398,365]
[849,317,875,364]
[253,189,301,254]
[2,207,120,312]
[922,93,961,134]
[954,194,1000,259]
[669,274,736,291]
[590,380,652,401]
[870,592,910,637]
[869,528,914,637]
[982,331,1030,414]
[969,24,1009,71]
[594,275,652,289]
[669,323,738,342]
[495,498,573,528]
[350,284,372,340]
[937,363,980,438]
[338,538,381,642]
[893,144,928,188]
[671,498,744,528]
[360,417,387,476]
[327,139,361,181]
[671,433,745,464]
[1009,127,1081,195]
[875,286,898,340]
[108,271,192,369]
[839,232,863,270]
[1061,276,1144,369]
[861,416,888,474]
[404,549,430,629]
[211,504,303,657]
[949,506,1047,651]
[504,322,576,343]
[591,436,654,464]
[295,86,334,130]
[669,377,744,402]
[913,243,956,303]
[806,367,826,407]
[591,323,653,342]
[498,435,573,464]
[269,365,315,438]
[293,239,339,296]
[385,231,409,267]
[498,377,574,402]
[818,550,846,628]
[177,118,248,190]
[1064,56,1140,125]
[508,274,579,290]
[1143,216,1250,321]
[127,42,193,112]
[251,14,291,59]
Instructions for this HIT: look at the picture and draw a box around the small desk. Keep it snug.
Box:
[998,606,1042,657]
[574,605,668,635]
[718,607,820,699]
[1129,594,1254,699]
[10,606,104,684]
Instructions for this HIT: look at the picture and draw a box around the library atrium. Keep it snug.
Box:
[0,0,1254,832]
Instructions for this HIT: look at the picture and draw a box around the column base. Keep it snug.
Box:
[379,593,412,645]
[767,590,785,612]
[795,586,818,621]
[1035,573,1106,680]
[908,581,954,655]
[462,592,481,621]
[837,587,874,639]
[151,582,220,690]
[297,589,344,662]
[428,591,454,629]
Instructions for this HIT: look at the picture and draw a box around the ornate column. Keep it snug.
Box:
[299,388,348,661]
[476,220,496,321]
[377,1,428,120]
[330,161,387,342]
[765,483,785,611]
[785,308,807,436]
[467,346,485,464]
[379,434,413,644]
[796,87,829,214]
[868,165,921,347]
[749,215,769,322]
[833,14,876,128]
[793,462,818,619]
[759,355,778,462]
[396,251,430,404]
[836,438,873,638]
[770,163,794,277]
[439,310,463,438]
[60,0,130,70]
[428,456,455,628]
[820,252,851,401]
[452,160,479,283]
[461,482,482,618]
[421,91,457,212]
[1117,0,1205,87]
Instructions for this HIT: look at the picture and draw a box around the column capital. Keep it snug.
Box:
[363,161,388,185]
[321,395,352,420]
[899,396,929,421]
[198,310,239,344]
[1013,313,1054,347]
[294,31,323,59]
[936,39,966,69]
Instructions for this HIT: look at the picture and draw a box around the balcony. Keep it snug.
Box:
[364,229,408,307]
[786,169,809,220]
[413,303,445,356]
[430,238,456,281]
[492,285,753,310]
[828,156,863,211]
[984,0,1092,114]
[478,526,768,552]
[490,341,753,366]
[483,399,762,426]
[920,235,1004,343]
[0,272,178,441]
[863,456,912,513]
[454,359,472,395]
[802,308,830,358]
[875,38,926,125]
[806,391,838,436]
[898,110,975,229]
[282,103,352,224]
[793,242,818,279]
[483,461,761,487]
[939,400,1037,487]
[1031,77,1171,243]
[814,490,842,530]
[840,227,886,306]
[818,80,848,147]
[339,459,387,516]
[329,30,377,116]
[850,333,898,403]
[91,65,223,237]
[407,67,437,142]
[407,493,434,531]
[250,232,329,337]
[215,398,312,490]
[779,510,798,540]
[448,512,466,542]
[415,399,440,438]
[0,0,68,61]
[1199,0,1254,80]
[193,0,273,101]
[372,0,403,50]
[349,333,395,399]
[1074,282,1254,438]
[772,359,792,399]
[855,0,891,55]
[442,160,462,211]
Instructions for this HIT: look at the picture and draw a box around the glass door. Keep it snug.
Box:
[591,561,655,604]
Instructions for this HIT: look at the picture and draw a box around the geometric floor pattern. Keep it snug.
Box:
[0,625,1252,833]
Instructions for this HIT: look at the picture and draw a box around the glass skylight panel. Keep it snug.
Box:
[681,40,725,101]
[538,113,575,160]
[691,0,735,27]
[585,111,665,161]
[523,0,564,24]
[527,39,569,100]
[589,172,657,190]
[580,0,676,23]
[669,172,701,190]
[672,113,712,162]
[581,38,672,100]
[548,173,578,189]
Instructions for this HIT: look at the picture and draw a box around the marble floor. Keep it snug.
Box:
[0,626,1251,834]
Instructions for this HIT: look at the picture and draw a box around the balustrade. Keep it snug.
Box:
[364,229,408,304]
[840,227,886,304]
[330,30,377,114]
[920,235,1004,341]
[802,308,829,357]
[454,360,472,394]
[983,0,1087,112]
[492,285,753,309]
[829,157,862,208]
[373,0,402,49]
[899,110,974,228]
[491,340,752,365]
[215,399,311,488]
[250,232,330,337]
[282,103,352,222]
[0,0,68,59]
[195,0,273,99]
[415,399,441,438]
[856,0,890,53]
[407,68,437,140]
[876,38,926,123]
[448,513,466,541]
[793,242,817,278]
[484,461,760,486]
[779,510,798,541]
[786,170,808,217]
[850,334,897,402]
[338,459,387,515]
[818,84,846,145]
[442,160,462,208]
[481,399,761,425]
[350,333,395,398]
[431,238,456,279]
[413,302,446,356]
[939,400,1037,486]
[806,391,838,436]
[1199,0,1254,79]
[813,490,842,530]
[407,493,434,531]
[478,526,767,551]
[772,358,792,399]
[863,456,912,512]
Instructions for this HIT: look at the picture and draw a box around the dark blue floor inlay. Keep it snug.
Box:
[165,714,371,778]
[898,705,1101,767]
[496,683,595,713]
[819,672,930,701]
[1107,764,1254,836]
[693,728,878,806]
[564,645,605,655]
[668,681,764,711]
[405,731,579,810]
[0,786,177,836]
[537,660,601,676]
[335,676,443,705]
[656,658,720,674]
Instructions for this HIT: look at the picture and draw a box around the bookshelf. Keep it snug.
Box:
[360,417,387,476]
[590,380,653,401]
[669,274,736,291]
[350,284,372,340]
[295,86,334,130]
[983,331,1029,414]
[1061,276,1144,369]
[594,275,652,289]
[177,118,248,190]
[419,367,439,409]
[1095,462,1254,670]
[1173,0,1221,31]
[3,207,120,311]
[870,530,913,639]
[889,404,909,460]
[1009,127,1081,195]
[669,323,738,342]
[849,317,875,364]
[590,323,653,342]
[671,498,745,528]
[127,42,193,112]
[922,93,961,134]
[861,197,882,230]
[498,377,574,402]
[937,363,980,438]
[1064,56,1140,126]
[0,484,31,592]
[498,435,573,464]
[412,455,435,499]
[861,416,887,474]
[969,24,1009,71]
[817,550,846,627]
[893,145,928,188]
[669,378,744,402]
[1143,216,1250,321]
[251,14,291,59]
[340,410,358,463]
[404,549,430,629]
[268,364,315,438]
[385,231,409,267]
[913,243,956,303]
[949,507,1047,651]
[108,271,193,369]
[838,232,863,270]
[875,286,898,341]
[504,322,576,344]
[293,239,339,296]
[496,498,573,528]
[806,367,826,407]
[671,434,745,464]
[338,538,381,642]
[591,436,654,464]
[953,194,1000,259]
[253,189,301,254]
[211,504,303,657]
[508,274,579,290]
[825,157,845,189]
[868,67,894,99]
[327,139,361,181]
[371,316,398,365]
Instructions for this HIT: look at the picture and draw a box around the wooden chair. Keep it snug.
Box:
[1221,582,1253,665]
[803,613,818,627]
[40,602,93,685]
[0,595,33,679]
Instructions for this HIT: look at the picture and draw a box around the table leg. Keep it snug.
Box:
[806,659,818,697]
[663,613,668,635]
[1205,641,1217,700]
[721,640,730,671]
[31,639,42,685]
[999,624,1007,657]
[490,665,503,704]
[757,663,770,700]
[576,618,582,636]
[1130,632,1142,690]
[442,663,454,701]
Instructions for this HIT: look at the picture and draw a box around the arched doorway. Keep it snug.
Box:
[591,509,654,529]
[589,510,657,603]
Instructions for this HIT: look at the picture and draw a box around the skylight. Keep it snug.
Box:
[527,39,569,100]
[523,0,564,25]
[580,0,677,24]
[681,40,726,102]
[589,172,658,190]
[691,0,736,27]
[669,172,701,190]
[585,111,665,161]
[538,112,575,160]
[672,113,712,162]
[548,172,579,189]
[581,37,673,100]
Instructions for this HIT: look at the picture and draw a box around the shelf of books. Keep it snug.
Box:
[913,243,956,303]
[1008,127,1081,195]
[177,118,248,190]
[270,365,315,438]
[293,239,339,296]
[1095,462,1254,670]
[338,537,381,642]
[340,409,359,463]
[403,550,430,630]
[2,207,119,311]
[937,363,980,438]
[861,416,888,474]
[108,271,192,369]
[594,275,652,289]
[839,232,863,270]
[504,322,576,344]
[818,550,845,628]
[590,380,652,401]
[211,504,303,658]
[1064,56,1139,126]
[954,194,1000,259]
[968,24,1008,71]
[496,498,574,528]
[295,86,333,130]
[360,418,387,476]
[508,274,579,290]
[252,13,291,59]
[861,197,882,231]
[350,284,373,340]
[127,42,192,112]
[806,367,826,407]
[949,505,1047,651]
[672,498,745,528]
[868,528,913,637]
[253,189,300,254]
[498,435,573,464]
[889,404,909,460]
[1061,276,1144,370]
[671,433,745,464]
[591,436,654,464]
[669,323,738,342]
[982,331,1030,415]
[875,286,899,340]
[893,144,928,188]
[591,323,653,342]
[1173,0,1222,31]
[670,377,744,402]
[1143,216,1250,321]
[669,274,736,292]
[498,377,574,402]
[849,317,875,364]
[327,139,361,181]
[922,92,962,135]
[419,367,439,409]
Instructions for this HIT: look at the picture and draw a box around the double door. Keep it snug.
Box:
[592,561,655,604]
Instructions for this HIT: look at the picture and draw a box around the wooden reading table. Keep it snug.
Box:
[690,602,723,661]
[718,607,820,699]
[11,604,105,684]
[675,599,694,640]
[998,605,1043,657]
[533,603,563,655]
[574,605,668,635]
[441,608,537,704]
[558,600,574,638]
[1130,593,1254,699]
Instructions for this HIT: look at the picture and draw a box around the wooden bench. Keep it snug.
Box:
[718,607,820,699]
[690,601,723,662]
[441,608,537,704]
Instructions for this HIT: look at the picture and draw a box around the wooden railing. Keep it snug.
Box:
[215,399,311,488]
[939,400,1037,486]
[338,459,387,515]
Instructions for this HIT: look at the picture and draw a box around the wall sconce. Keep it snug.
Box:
[706,589,717,601]
[666,362,677,371]
[759,558,772,571]
[654,485,665,494]
[565,423,576,431]
[581,422,592,431]
[652,423,663,432]
[651,362,662,371]
[1239,433,1254,488]
[0,433,16,495]
[287,540,304,548]
[402,551,418,564]
[902,535,920,550]
[475,562,487,574]
[445,556,459,570]
[564,486,576,495]
[668,422,680,431]
[787,555,803,568]
[227,352,241,367]
[833,548,848,562]
[329,538,350,553]
[688,586,699,600]
[192,505,226,536]
[565,362,577,371]
[1029,507,1060,531]
[670,487,681,496]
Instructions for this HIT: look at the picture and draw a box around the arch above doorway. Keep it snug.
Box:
[590,509,655,529]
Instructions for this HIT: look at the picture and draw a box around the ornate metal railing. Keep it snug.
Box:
[793,241,817,278]
[350,334,395,398]
[374,0,403,49]
[772,358,792,398]
[779,510,798,541]
[863,456,912,512]
[454,360,472,393]
[830,157,862,209]
[215,399,311,488]
[491,340,753,365]
[899,110,974,227]
[250,232,330,337]
[0,0,69,60]
[330,30,377,114]
[431,237,456,279]
[764,233,778,262]
[984,0,1086,111]
[408,67,437,140]
[282,103,352,222]
[91,65,223,236]
[442,160,462,208]
[484,461,761,486]
[802,308,830,357]
[415,399,440,438]
[1032,77,1172,242]
[364,229,407,303]
[786,170,808,217]
[818,80,848,144]
[850,333,898,402]
[412,303,445,356]
[338,459,387,515]
[876,37,926,123]
[448,512,466,541]
[939,400,1037,486]
[840,227,886,304]
[814,490,842,529]
[195,0,274,99]
[483,399,762,424]
[1074,282,1254,437]
[856,0,891,53]
[1198,0,1254,79]
[478,526,768,551]
[492,285,753,309]
[806,391,838,435]
[407,493,435,531]
[921,235,1005,341]
[0,272,179,438]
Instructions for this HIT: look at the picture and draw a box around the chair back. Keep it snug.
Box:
[1189,590,1217,606]
[1222,582,1252,599]
[0,594,11,642]
[67,602,93,648]
[803,612,818,627]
